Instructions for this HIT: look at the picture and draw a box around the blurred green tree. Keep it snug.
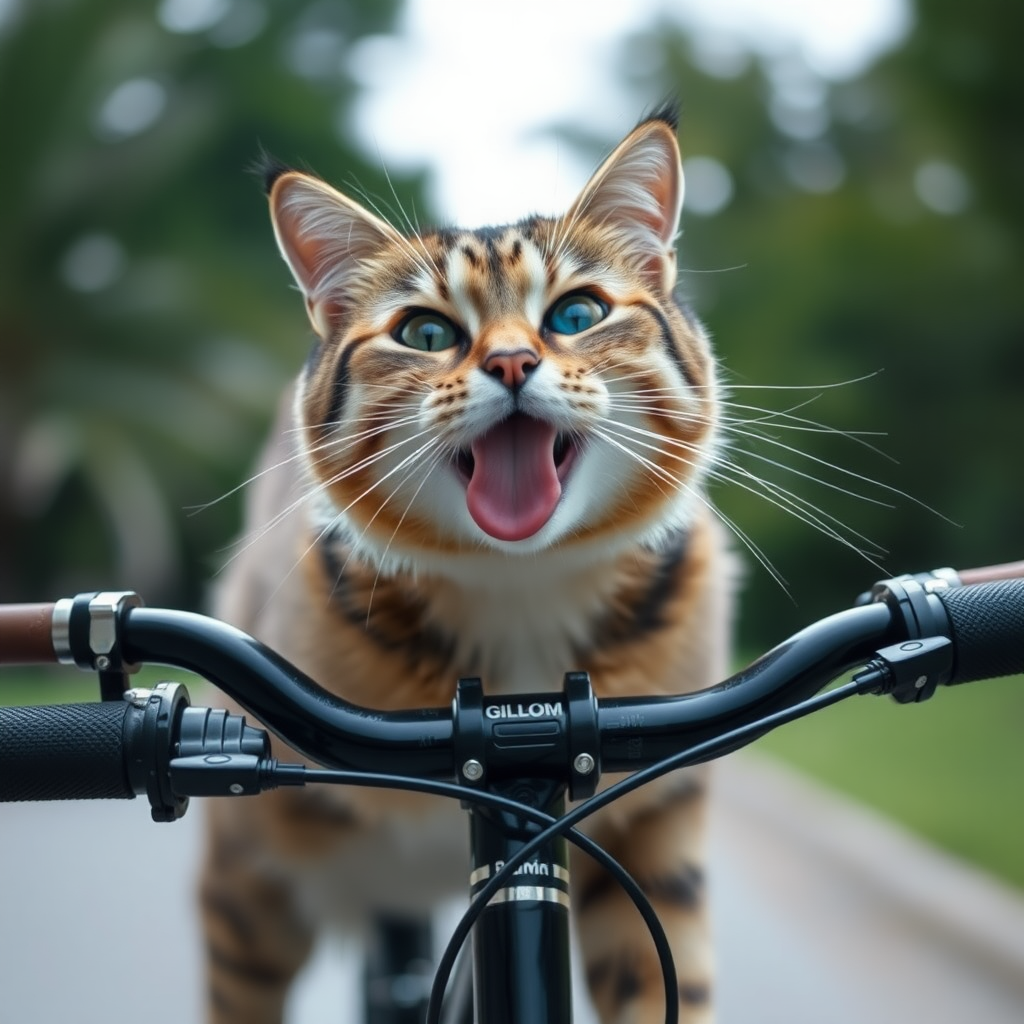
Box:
[0,0,422,606]
[607,1,1024,646]
[4,0,1021,653]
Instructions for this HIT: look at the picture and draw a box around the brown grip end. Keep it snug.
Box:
[958,560,1024,586]
[0,603,58,665]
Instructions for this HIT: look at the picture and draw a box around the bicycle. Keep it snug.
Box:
[1,560,1023,1024]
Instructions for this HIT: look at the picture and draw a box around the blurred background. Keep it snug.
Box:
[1,0,1022,886]
[4,0,1023,641]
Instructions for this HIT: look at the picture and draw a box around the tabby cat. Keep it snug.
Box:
[204,107,733,1024]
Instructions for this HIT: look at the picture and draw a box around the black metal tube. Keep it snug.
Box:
[469,784,572,1024]
[597,601,897,772]
[120,608,455,777]
[118,602,897,780]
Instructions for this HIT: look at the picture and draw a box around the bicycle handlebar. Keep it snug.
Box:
[1,559,1019,668]
[0,679,272,816]
[2,563,1023,813]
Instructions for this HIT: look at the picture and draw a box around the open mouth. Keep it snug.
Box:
[455,414,580,542]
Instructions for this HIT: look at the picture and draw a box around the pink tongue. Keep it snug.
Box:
[466,415,561,541]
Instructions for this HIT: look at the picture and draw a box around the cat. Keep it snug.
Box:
[203,106,733,1024]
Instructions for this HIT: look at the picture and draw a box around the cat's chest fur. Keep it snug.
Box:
[366,548,631,695]
[290,517,719,717]
[310,530,679,697]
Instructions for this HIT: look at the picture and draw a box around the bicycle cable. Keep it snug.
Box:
[285,764,675,1024]
[426,675,866,1024]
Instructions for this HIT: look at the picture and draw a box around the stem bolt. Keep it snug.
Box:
[573,752,595,776]
[462,759,484,782]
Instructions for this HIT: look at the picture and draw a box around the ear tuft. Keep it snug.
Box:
[640,98,681,133]
[250,149,293,196]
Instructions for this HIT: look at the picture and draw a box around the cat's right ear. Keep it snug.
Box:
[267,171,403,339]
[566,113,683,296]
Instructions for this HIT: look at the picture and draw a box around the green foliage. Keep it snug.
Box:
[3,1,1021,652]
[611,2,1024,648]
[0,0,423,606]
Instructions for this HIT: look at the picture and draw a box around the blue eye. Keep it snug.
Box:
[396,312,460,352]
[545,293,608,335]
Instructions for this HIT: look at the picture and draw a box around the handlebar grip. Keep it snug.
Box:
[936,579,1024,685]
[0,702,135,801]
[0,603,58,664]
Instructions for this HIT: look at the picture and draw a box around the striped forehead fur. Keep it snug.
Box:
[441,228,550,326]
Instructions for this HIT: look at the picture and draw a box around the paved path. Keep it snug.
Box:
[1,753,1022,1022]
[711,755,1024,1024]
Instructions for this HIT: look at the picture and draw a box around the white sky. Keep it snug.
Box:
[350,0,910,226]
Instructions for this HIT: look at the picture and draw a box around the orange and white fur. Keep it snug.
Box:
[204,108,733,1024]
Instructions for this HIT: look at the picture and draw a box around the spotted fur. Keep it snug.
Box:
[204,111,733,1024]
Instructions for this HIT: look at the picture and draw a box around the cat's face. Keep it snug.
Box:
[268,113,718,569]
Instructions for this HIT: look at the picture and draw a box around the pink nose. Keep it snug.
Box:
[483,349,539,390]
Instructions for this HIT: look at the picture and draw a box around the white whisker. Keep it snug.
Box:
[592,423,790,594]
[365,444,449,618]
[719,371,883,392]
[600,415,888,562]
[216,427,435,576]
[269,434,445,609]
[188,446,308,515]
[719,422,950,520]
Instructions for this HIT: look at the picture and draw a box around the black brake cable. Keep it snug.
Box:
[285,768,676,1024]
[283,677,864,1024]
[428,676,865,1024]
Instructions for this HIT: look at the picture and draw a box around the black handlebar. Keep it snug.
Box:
[116,600,903,780]
[1,571,1022,814]
[121,608,456,778]
[597,600,896,768]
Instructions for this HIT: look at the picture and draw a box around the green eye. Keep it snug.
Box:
[545,292,608,335]
[396,312,460,352]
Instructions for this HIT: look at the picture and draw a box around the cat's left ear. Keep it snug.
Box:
[567,114,683,294]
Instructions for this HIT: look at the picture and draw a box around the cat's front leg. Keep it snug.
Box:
[573,774,713,1024]
[199,794,319,1024]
